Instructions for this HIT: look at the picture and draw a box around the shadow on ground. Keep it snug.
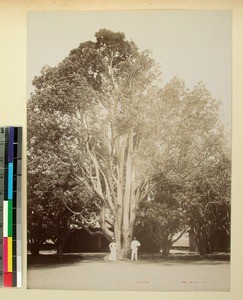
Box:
[27,253,84,269]
[27,251,230,270]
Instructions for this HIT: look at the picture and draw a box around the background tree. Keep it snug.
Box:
[27,176,48,256]
[136,174,188,257]
[28,98,102,257]
[27,150,76,258]
[185,154,231,254]
[135,77,230,257]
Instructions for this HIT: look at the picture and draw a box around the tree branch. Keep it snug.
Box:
[60,193,99,227]
[172,228,189,244]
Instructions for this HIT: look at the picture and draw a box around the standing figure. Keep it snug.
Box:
[108,238,118,261]
[131,237,141,261]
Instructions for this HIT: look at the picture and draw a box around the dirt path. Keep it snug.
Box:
[27,254,230,291]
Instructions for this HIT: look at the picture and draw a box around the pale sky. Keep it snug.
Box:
[27,10,231,130]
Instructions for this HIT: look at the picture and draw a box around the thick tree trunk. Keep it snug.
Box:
[115,226,133,259]
[114,197,137,259]
[87,128,145,260]
[116,130,139,259]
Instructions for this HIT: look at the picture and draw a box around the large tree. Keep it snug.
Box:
[28,29,230,258]
[28,29,162,258]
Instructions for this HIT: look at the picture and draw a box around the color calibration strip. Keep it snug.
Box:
[0,127,22,287]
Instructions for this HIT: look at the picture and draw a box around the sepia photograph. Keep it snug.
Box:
[27,10,231,291]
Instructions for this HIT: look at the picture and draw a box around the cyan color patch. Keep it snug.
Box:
[8,162,13,200]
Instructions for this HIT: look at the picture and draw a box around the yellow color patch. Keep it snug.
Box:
[8,237,12,272]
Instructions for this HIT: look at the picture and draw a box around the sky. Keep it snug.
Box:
[27,10,231,130]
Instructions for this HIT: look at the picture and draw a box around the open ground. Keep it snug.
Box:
[27,252,230,291]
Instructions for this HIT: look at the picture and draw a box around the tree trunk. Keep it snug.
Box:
[114,197,137,259]
[89,129,143,259]
[117,130,139,259]
[161,239,172,257]
[195,228,207,255]
[56,239,64,260]
[29,242,41,256]
[114,211,135,259]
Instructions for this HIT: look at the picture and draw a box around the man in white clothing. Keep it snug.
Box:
[131,237,141,261]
